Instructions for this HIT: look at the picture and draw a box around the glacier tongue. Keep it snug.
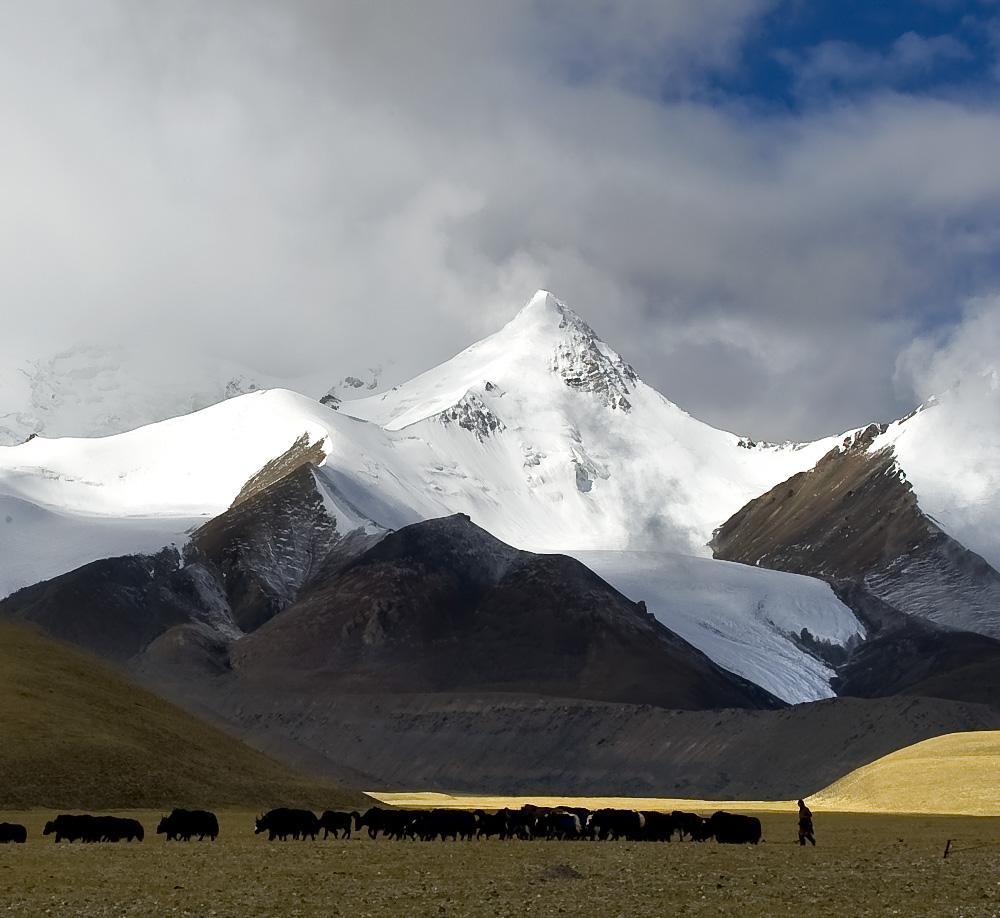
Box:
[572,550,864,704]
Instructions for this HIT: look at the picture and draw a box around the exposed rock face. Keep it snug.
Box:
[192,462,382,633]
[229,432,329,508]
[551,320,638,412]
[230,514,782,712]
[435,392,505,440]
[711,428,1000,638]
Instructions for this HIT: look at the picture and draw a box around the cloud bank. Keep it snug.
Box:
[2,1,1000,441]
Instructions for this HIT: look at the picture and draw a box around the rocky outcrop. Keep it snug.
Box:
[552,323,638,412]
[435,392,505,440]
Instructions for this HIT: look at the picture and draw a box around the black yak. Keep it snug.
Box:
[254,808,319,841]
[0,823,26,843]
[706,811,762,844]
[318,810,359,839]
[157,809,219,841]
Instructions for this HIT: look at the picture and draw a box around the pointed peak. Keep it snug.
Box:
[519,289,565,317]
[506,289,593,338]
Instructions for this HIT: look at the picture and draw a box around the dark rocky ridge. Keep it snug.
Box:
[0,550,236,663]
[831,583,1000,708]
[191,462,383,633]
[229,514,782,712]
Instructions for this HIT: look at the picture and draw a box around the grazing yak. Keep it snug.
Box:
[706,811,762,844]
[43,815,143,843]
[319,810,360,839]
[417,809,478,842]
[541,812,582,841]
[637,811,677,842]
[254,808,320,841]
[474,809,510,840]
[157,809,219,841]
[589,808,644,841]
[671,811,710,841]
[356,807,423,841]
[0,823,27,844]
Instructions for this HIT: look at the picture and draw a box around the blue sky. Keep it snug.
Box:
[726,0,999,107]
[1,1,999,441]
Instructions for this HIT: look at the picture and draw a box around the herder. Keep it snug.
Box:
[797,799,816,846]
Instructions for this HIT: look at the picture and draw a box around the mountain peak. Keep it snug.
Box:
[507,289,593,338]
[518,289,566,319]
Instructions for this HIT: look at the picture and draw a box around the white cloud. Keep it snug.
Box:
[896,295,1000,402]
[1,2,1000,441]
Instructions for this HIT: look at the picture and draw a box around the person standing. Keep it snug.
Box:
[797,799,816,846]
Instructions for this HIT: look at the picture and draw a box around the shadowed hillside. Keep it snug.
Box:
[229,514,782,711]
[0,621,365,810]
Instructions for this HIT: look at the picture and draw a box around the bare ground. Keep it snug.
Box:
[4,811,1000,917]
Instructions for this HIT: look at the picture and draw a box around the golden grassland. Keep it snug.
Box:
[371,730,1000,818]
[810,731,1000,815]
[4,809,1000,917]
[0,621,363,811]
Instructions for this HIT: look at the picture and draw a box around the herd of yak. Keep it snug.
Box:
[0,805,762,845]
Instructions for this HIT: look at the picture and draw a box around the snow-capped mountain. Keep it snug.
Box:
[340,290,850,555]
[0,291,872,702]
[2,289,997,704]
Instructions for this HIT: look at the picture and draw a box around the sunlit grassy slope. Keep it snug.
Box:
[809,730,1000,815]
[0,621,364,810]
[372,731,1000,816]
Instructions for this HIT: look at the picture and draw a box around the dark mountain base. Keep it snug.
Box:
[134,663,1000,799]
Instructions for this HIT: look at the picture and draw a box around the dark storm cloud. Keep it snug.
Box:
[3,1,1000,440]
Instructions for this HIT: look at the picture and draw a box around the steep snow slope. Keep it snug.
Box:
[0,389,336,517]
[873,377,1000,573]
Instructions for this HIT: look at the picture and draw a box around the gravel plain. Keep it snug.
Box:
[3,811,1000,917]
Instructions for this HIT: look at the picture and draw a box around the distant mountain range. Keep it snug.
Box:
[2,289,998,798]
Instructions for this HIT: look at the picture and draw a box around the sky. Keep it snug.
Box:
[2,0,1000,441]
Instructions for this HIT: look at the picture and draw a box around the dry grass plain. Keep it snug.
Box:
[4,809,1000,917]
